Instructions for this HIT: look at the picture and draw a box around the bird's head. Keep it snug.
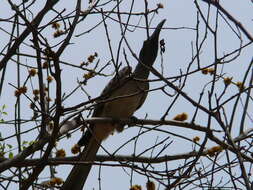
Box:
[139,19,166,66]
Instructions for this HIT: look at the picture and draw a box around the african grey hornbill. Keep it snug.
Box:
[61,19,166,190]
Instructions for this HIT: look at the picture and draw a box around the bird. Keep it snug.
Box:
[61,19,166,190]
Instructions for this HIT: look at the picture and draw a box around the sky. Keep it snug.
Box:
[1,0,253,189]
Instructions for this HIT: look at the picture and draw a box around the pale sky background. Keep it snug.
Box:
[1,0,253,189]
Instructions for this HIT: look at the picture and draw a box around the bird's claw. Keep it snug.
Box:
[130,116,139,125]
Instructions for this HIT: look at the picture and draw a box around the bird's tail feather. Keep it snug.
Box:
[77,128,93,147]
[61,138,101,190]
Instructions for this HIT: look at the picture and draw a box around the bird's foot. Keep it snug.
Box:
[116,124,124,132]
[129,116,139,126]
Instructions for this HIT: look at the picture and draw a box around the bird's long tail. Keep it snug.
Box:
[61,137,101,190]
[77,127,93,147]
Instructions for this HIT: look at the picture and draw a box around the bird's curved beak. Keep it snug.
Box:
[149,19,166,41]
[137,19,166,71]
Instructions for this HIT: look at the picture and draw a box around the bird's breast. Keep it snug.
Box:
[101,81,148,118]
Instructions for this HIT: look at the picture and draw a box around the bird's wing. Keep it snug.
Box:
[99,66,132,99]
[77,66,132,146]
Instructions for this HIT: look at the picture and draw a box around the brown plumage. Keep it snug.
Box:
[61,19,166,190]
